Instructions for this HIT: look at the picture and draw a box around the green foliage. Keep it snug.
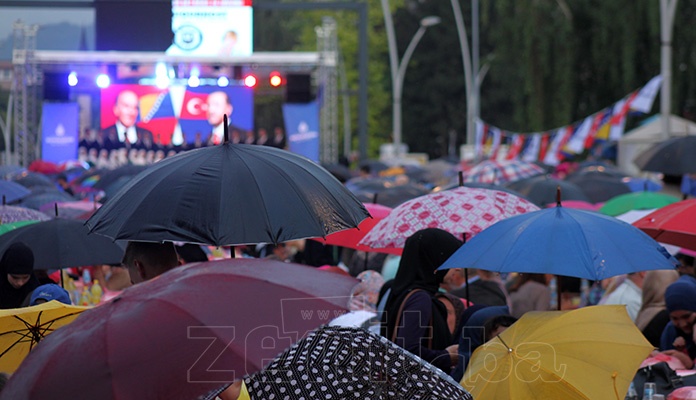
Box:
[259,0,696,159]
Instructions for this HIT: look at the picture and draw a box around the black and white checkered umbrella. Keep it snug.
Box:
[245,326,473,400]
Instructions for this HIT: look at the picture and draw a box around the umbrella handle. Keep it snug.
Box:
[223,114,229,144]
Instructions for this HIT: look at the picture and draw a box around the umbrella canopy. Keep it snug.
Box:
[320,162,354,183]
[86,144,369,246]
[39,200,100,220]
[91,164,149,190]
[0,220,39,236]
[461,305,654,400]
[505,176,591,206]
[621,177,663,193]
[0,181,31,204]
[545,200,600,211]
[245,325,473,400]
[634,136,696,175]
[11,172,55,189]
[599,192,680,216]
[353,182,432,208]
[0,300,88,373]
[19,191,75,210]
[438,204,678,281]
[632,199,696,251]
[0,219,125,269]
[565,173,632,203]
[462,159,545,185]
[359,187,539,250]
[0,205,50,224]
[313,203,401,255]
[0,259,357,400]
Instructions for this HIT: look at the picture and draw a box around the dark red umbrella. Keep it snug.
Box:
[632,199,696,250]
[1,259,358,400]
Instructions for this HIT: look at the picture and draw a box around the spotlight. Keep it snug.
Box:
[217,76,230,87]
[188,75,200,88]
[244,74,257,88]
[269,71,282,87]
[68,71,78,87]
[96,73,110,89]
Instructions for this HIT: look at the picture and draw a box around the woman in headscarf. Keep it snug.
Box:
[380,228,462,373]
[0,242,39,309]
[658,274,696,369]
[635,269,680,347]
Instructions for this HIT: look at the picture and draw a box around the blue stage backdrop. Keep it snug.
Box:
[41,102,79,163]
[282,101,319,162]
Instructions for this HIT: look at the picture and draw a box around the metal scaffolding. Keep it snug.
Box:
[11,21,41,167]
[316,17,339,164]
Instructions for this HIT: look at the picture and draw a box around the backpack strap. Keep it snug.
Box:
[391,289,434,349]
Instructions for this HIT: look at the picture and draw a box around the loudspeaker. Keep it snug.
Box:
[95,0,173,51]
[43,72,70,101]
[285,73,312,103]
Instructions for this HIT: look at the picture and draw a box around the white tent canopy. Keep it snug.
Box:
[618,114,696,175]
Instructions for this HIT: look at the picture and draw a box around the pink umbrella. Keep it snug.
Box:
[358,187,539,250]
[545,200,601,211]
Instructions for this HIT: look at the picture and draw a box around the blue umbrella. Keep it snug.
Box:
[438,203,678,281]
[0,181,31,204]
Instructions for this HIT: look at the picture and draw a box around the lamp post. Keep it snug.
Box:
[381,0,440,156]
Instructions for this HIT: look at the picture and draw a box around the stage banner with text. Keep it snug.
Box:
[41,102,79,163]
[282,101,319,162]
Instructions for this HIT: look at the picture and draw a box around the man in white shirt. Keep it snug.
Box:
[601,271,645,321]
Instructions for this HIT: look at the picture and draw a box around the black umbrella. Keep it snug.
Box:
[634,135,696,175]
[354,183,431,208]
[565,173,632,203]
[320,163,354,183]
[86,134,369,246]
[0,219,125,269]
[92,165,150,191]
[245,326,473,400]
[504,176,591,206]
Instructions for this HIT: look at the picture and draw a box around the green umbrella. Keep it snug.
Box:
[0,220,40,236]
[599,192,680,216]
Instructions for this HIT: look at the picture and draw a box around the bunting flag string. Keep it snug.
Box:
[476,75,661,165]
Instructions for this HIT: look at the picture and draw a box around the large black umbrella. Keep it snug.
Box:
[354,183,431,208]
[86,141,369,246]
[244,326,473,400]
[0,219,124,269]
[92,165,150,191]
[565,173,632,203]
[505,176,591,206]
[634,135,696,175]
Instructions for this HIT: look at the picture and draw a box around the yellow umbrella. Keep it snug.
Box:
[0,300,89,372]
[461,305,653,400]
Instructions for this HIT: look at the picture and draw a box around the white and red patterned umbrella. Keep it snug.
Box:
[463,159,545,185]
[358,187,540,250]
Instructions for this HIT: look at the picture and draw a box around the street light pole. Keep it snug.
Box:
[660,0,678,138]
[381,0,440,156]
[450,0,474,147]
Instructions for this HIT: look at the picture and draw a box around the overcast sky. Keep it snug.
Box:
[0,7,94,39]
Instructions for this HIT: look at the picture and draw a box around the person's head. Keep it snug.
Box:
[677,251,696,276]
[348,270,385,312]
[392,228,463,295]
[1,242,34,289]
[627,271,647,288]
[122,241,180,284]
[665,275,696,334]
[483,314,518,342]
[30,283,71,306]
[113,90,139,128]
[205,91,232,127]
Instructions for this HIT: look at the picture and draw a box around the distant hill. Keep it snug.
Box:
[0,22,94,61]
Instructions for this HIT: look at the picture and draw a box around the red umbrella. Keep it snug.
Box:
[1,259,358,400]
[359,187,539,250]
[313,203,402,255]
[633,199,696,251]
